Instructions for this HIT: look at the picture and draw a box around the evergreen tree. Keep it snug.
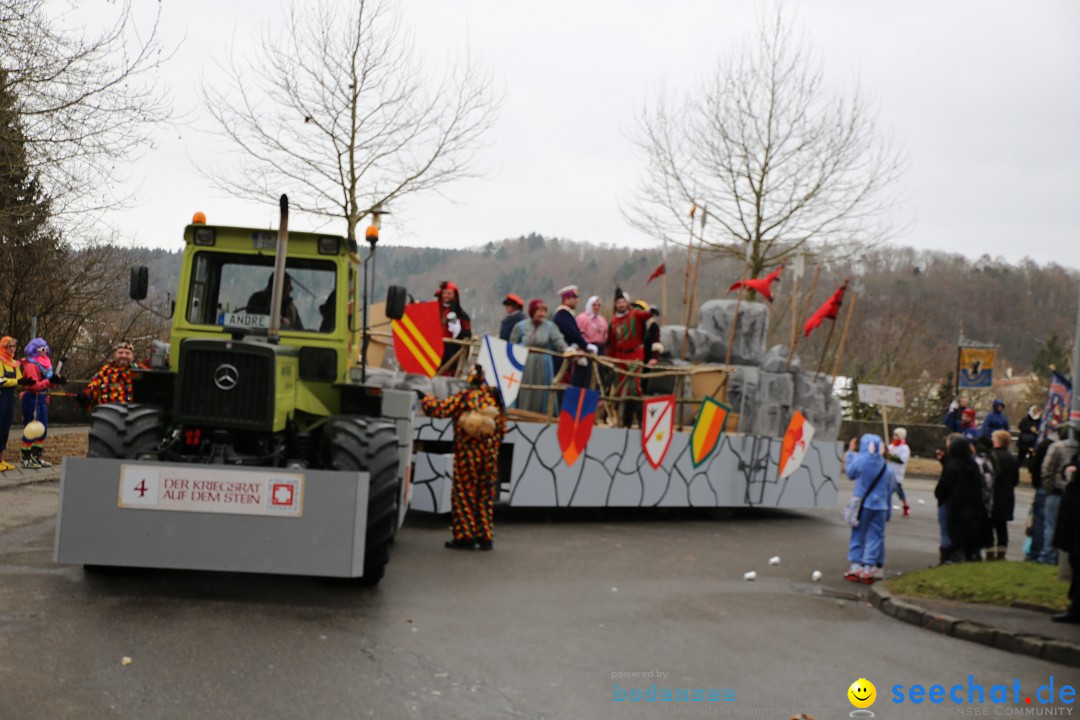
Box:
[0,68,51,245]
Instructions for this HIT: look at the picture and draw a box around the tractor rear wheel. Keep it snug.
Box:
[325,416,400,585]
[87,404,164,459]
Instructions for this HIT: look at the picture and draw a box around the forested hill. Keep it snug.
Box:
[134,234,1078,388]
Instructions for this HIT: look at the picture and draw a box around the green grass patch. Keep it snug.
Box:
[887,561,1069,611]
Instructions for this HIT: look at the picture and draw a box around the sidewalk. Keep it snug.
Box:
[0,463,62,490]
[871,584,1080,668]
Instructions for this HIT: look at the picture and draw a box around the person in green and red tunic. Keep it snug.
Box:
[420,365,505,551]
[607,287,653,428]
[76,340,146,409]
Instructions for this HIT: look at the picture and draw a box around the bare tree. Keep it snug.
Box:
[201,0,500,241]
[624,6,905,279]
[0,0,171,225]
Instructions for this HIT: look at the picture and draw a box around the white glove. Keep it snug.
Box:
[568,344,579,352]
[948,399,959,413]
[586,343,598,354]
[448,319,462,338]
[577,356,589,366]
[651,342,665,355]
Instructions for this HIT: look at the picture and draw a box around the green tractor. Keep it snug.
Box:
[55,196,415,584]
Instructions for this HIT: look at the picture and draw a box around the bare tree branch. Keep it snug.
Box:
[200,0,501,240]
[623,5,907,279]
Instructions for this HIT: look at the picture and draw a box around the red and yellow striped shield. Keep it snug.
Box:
[391,301,444,377]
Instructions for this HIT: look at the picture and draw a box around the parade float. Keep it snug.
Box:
[364,276,848,514]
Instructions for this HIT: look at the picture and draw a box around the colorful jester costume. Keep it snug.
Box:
[0,336,23,471]
[79,342,145,408]
[421,369,505,550]
[20,337,65,469]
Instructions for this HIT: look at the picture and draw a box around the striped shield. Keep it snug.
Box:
[391,301,445,378]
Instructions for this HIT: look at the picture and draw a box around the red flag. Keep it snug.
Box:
[646,263,666,285]
[728,265,783,302]
[803,283,847,337]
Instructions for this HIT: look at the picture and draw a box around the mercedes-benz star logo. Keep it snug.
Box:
[214,363,239,391]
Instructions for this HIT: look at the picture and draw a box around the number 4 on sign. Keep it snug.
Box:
[135,479,148,498]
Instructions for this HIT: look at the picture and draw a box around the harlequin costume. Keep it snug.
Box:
[77,341,145,408]
[607,288,653,427]
[20,338,65,469]
[0,336,23,471]
[421,366,505,550]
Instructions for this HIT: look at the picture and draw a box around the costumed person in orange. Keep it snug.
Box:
[76,340,144,409]
[435,280,472,376]
[607,287,653,428]
[420,365,505,551]
[19,338,65,469]
[0,336,23,471]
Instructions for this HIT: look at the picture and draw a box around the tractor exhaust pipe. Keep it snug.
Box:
[268,194,289,342]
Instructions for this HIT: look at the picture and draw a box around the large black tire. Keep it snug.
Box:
[87,404,164,459]
[325,416,400,586]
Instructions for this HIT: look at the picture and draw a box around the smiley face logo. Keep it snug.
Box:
[848,678,877,709]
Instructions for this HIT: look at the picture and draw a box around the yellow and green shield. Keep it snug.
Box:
[691,397,731,467]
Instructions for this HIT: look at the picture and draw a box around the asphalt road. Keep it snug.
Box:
[0,477,1072,720]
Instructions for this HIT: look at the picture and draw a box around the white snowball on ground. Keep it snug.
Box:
[743,571,757,581]
[768,556,781,566]
[811,570,823,582]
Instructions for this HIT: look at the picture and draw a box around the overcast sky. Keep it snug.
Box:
[87,0,1080,267]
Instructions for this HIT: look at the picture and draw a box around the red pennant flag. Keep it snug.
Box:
[728,265,783,302]
[646,263,666,285]
[803,283,847,337]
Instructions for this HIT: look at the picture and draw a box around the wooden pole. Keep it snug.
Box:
[788,265,820,370]
[882,406,890,443]
[829,290,858,383]
[814,317,838,381]
[680,214,697,361]
[789,271,799,356]
[661,270,668,325]
[725,283,746,366]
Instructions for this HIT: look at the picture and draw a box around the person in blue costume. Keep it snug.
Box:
[844,433,894,584]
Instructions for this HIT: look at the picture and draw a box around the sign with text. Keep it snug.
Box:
[857,384,905,408]
[224,312,270,330]
[118,465,304,517]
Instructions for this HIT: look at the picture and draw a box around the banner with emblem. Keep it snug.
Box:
[957,345,996,388]
[1039,370,1071,442]
[642,395,676,470]
[557,386,598,466]
[690,397,731,467]
[391,301,444,378]
[779,411,815,480]
[478,334,529,408]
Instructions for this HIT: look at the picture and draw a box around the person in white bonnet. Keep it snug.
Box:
[888,428,912,518]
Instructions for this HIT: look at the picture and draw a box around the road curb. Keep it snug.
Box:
[0,467,62,490]
[870,585,1080,668]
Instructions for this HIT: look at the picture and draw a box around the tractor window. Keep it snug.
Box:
[186,252,337,333]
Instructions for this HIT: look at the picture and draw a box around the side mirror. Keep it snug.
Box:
[386,285,407,320]
[130,266,149,301]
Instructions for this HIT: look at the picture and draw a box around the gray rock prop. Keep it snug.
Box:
[659,326,710,363]
[354,368,465,398]
[760,344,800,373]
[751,372,793,437]
[696,300,769,366]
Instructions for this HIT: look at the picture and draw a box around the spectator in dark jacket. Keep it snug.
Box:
[1017,405,1041,468]
[1051,446,1080,623]
[498,294,526,342]
[944,396,970,432]
[989,430,1020,560]
[552,285,596,388]
[1027,430,1059,562]
[980,398,1010,438]
[936,435,988,562]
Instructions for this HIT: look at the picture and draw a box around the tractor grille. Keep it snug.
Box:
[176,344,274,431]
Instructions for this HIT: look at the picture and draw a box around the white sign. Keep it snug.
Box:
[857,384,905,408]
[118,465,304,517]
[224,312,270,329]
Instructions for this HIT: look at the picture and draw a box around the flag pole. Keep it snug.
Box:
[680,206,697,361]
[788,265,820,371]
[829,288,858,383]
[814,280,848,381]
[789,270,799,358]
